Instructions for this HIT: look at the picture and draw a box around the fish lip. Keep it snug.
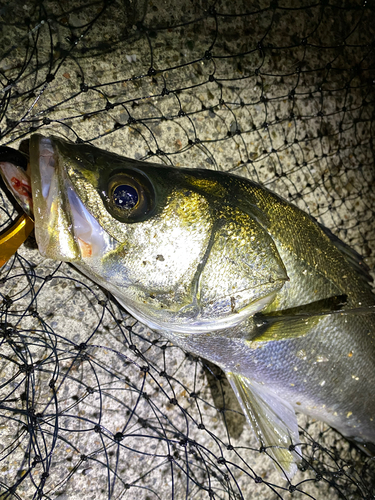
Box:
[29,134,114,262]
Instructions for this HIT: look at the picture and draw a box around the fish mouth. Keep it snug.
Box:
[30,135,116,262]
[0,135,112,262]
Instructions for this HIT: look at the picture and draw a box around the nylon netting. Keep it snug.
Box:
[0,1,374,499]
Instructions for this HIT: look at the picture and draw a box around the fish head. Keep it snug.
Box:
[1,135,289,334]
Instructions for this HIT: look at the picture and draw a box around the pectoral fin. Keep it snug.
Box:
[250,294,347,343]
[226,372,301,480]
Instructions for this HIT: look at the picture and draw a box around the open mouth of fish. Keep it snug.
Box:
[0,136,113,263]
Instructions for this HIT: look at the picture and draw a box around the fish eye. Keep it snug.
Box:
[112,184,139,210]
[104,170,155,222]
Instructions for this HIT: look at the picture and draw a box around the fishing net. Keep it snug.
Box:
[0,0,374,498]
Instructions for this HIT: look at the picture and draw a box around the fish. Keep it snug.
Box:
[1,134,374,480]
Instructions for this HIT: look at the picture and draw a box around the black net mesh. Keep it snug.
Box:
[0,0,374,499]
